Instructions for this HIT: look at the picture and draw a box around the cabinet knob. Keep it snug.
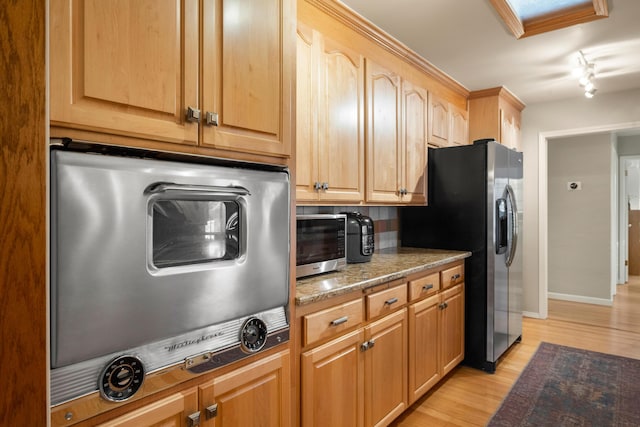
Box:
[313,182,321,191]
[187,411,201,427]
[186,106,201,123]
[322,182,329,190]
[205,111,219,126]
[205,404,218,420]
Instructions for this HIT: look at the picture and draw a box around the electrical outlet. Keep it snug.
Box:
[567,181,582,191]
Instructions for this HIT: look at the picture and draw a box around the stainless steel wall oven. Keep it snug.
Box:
[49,140,290,405]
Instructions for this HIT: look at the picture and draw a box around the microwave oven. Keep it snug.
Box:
[296,214,347,278]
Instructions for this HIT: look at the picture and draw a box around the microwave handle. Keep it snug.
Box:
[145,182,251,197]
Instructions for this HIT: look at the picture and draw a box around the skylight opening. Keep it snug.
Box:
[507,0,592,21]
[490,0,609,38]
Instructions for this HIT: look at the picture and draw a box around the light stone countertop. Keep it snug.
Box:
[295,247,471,306]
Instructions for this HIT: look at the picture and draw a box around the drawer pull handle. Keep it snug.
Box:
[330,316,349,326]
[384,297,399,306]
[422,284,434,292]
[451,273,461,281]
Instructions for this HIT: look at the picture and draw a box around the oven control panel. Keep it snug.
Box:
[98,355,145,402]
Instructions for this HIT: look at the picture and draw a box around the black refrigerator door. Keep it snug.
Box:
[401,143,492,370]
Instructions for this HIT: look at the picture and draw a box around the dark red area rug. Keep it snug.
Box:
[488,342,640,427]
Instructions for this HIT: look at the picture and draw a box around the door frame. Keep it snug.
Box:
[620,155,640,282]
[538,121,640,319]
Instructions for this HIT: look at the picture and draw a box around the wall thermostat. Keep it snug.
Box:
[567,181,582,190]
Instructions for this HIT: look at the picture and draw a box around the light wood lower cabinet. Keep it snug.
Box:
[198,351,291,427]
[301,309,407,427]
[301,329,365,427]
[77,350,290,427]
[364,309,407,427]
[408,293,440,403]
[408,281,464,405]
[96,388,199,427]
[440,284,465,376]
[299,261,465,427]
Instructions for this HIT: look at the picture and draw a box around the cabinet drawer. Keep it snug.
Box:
[366,283,407,319]
[409,272,440,301]
[303,299,364,347]
[441,264,464,289]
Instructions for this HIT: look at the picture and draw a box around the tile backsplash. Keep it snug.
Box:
[295,206,399,250]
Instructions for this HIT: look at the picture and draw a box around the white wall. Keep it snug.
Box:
[618,135,640,157]
[521,87,640,316]
[547,134,614,303]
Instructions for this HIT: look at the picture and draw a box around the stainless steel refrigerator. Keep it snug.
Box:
[401,139,523,373]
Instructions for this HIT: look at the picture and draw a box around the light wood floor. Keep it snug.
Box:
[391,277,640,427]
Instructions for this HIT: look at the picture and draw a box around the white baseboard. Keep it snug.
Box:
[548,292,613,306]
[523,311,544,319]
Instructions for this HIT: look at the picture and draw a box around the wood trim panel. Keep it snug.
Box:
[469,86,525,111]
[302,0,469,98]
[489,0,524,38]
[0,1,48,425]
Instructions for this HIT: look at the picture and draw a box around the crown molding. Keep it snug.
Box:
[304,0,469,97]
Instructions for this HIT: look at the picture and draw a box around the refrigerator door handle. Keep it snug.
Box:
[505,184,518,267]
[496,198,508,255]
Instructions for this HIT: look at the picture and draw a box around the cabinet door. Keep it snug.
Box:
[317,37,366,202]
[50,0,199,145]
[440,284,464,376]
[96,388,199,427]
[364,309,407,427]
[295,25,319,201]
[408,294,440,404]
[199,351,290,427]
[401,80,428,204]
[366,60,401,203]
[450,104,469,146]
[201,0,293,158]
[427,93,450,147]
[301,329,365,427]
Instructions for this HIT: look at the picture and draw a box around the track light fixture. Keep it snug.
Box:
[575,50,597,98]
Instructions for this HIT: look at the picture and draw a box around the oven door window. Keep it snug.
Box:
[152,200,240,268]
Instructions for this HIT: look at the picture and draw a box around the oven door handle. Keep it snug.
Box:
[145,182,251,197]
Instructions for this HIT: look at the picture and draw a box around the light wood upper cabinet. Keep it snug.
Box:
[50,0,199,145]
[365,60,402,203]
[50,0,293,160]
[427,93,450,147]
[469,86,525,151]
[296,29,365,203]
[366,62,428,205]
[450,104,470,146]
[201,0,291,157]
[401,80,428,204]
[428,92,469,147]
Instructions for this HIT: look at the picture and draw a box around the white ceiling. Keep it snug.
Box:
[339,0,640,105]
